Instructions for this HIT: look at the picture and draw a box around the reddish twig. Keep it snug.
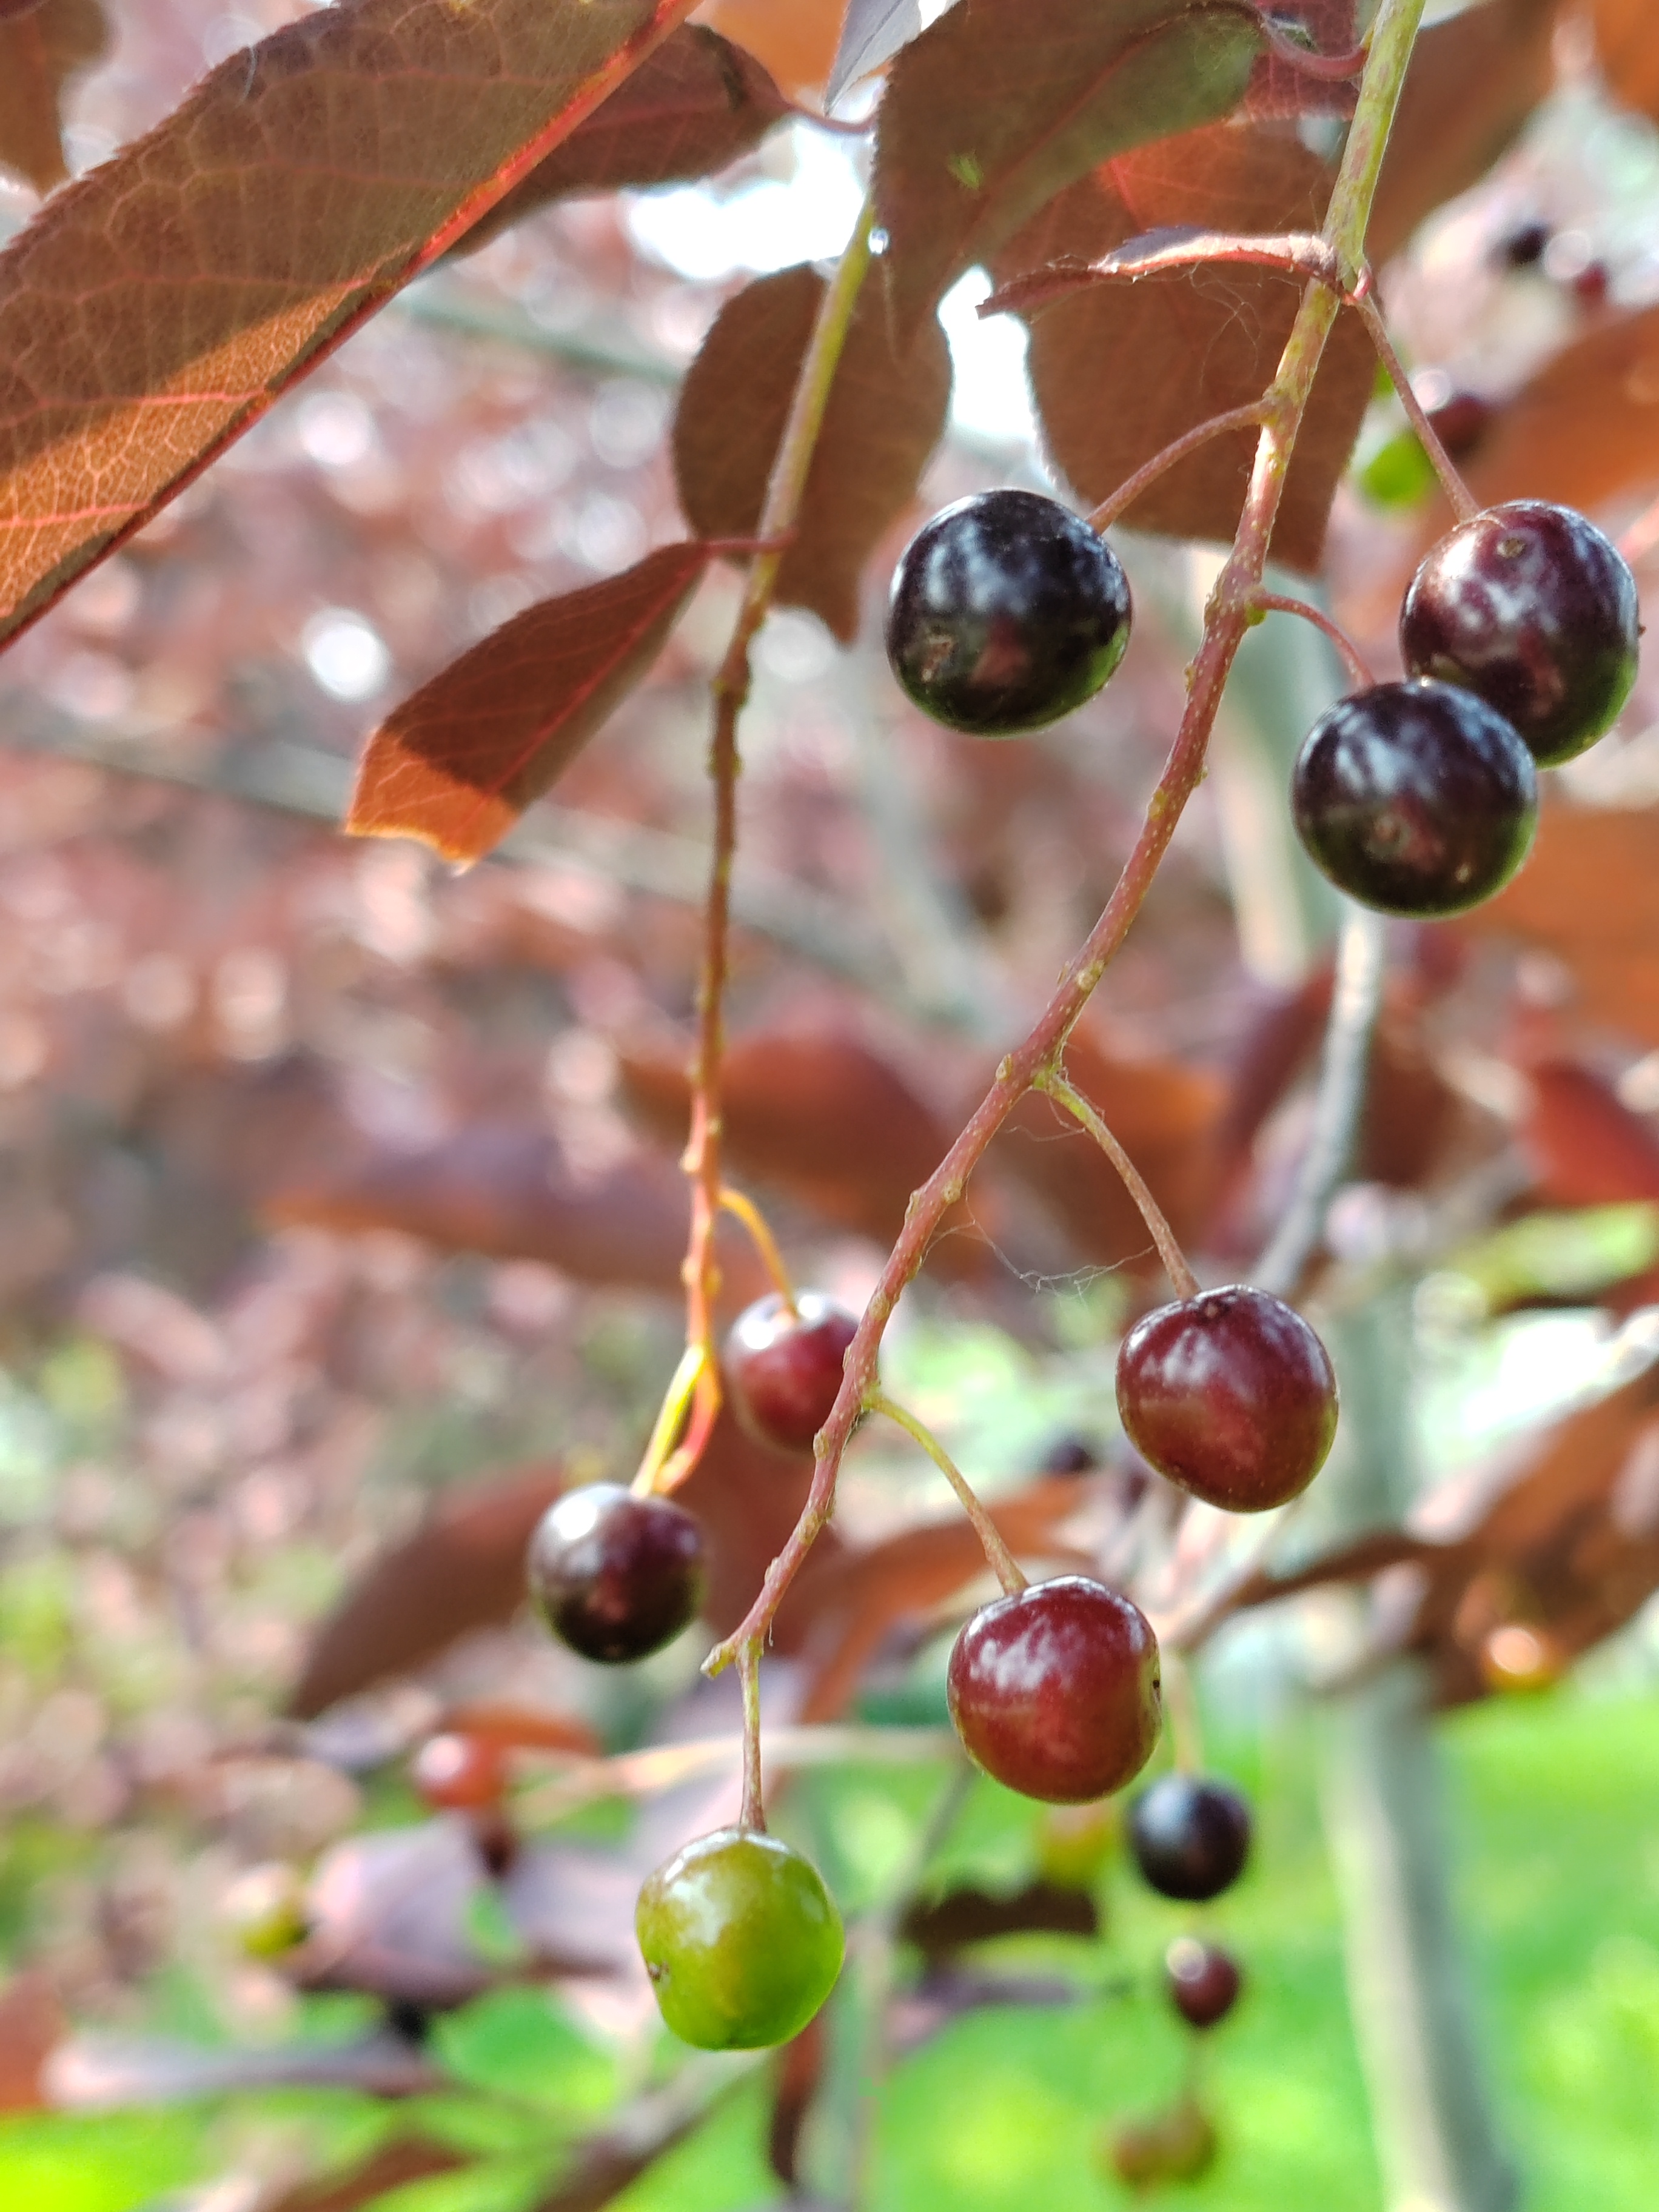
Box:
[1247,591,1376,691]
[1087,403,1270,534]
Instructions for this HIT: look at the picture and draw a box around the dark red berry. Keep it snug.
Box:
[1400,500,1640,766]
[723,1291,858,1455]
[412,1732,507,1812]
[1165,1937,1242,2029]
[1572,261,1610,308]
[1424,390,1492,461]
[1292,679,1537,917]
[886,489,1131,736]
[1116,1286,1338,1514]
[1497,219,1550,269]
[527,1483,706,1663]
[947,1575,1161,1804]
[1128,1774,1251,1902]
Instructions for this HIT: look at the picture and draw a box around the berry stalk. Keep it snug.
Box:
[704,0,1430,1680]
[1036,1069,1200,1299]
[868,1392,1028,1596]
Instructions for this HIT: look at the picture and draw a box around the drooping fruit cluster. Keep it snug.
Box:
[723,1289,859,1454]
[947,1575,1162,1803]
[1128,1772,1252,1902]
[527,1483,706,1664]
[1116,1285,1338,1513]
[635,1826,845,2049]
[1292,499,1638,916]
[886,489,1132,736]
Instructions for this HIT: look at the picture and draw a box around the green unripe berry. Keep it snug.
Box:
[635,1826,844,2050]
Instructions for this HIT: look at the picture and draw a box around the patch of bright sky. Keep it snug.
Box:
[623,123,1035,449]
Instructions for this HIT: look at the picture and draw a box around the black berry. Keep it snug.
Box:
[886,489,1131,736]
[1400,500,1640,765]
[1116,1286,1338,1514]
[1128,1773,1251,1902]
[723,1291,858,1455]
[527,1483,706,1663]
[947,1575,1162,1803]
[1292,679,1537,916]
[1164,1937,1242,2029]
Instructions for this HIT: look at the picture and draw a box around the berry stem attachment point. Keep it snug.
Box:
[632,1340,709,1497]
[738,1638,766,1831]
[1037,1070,1201,1301]
[1349,291,1480,523]
[1246,592,1376,692]
[1087,403,1270,535]
[868,1392,1028,1597]
[719,1188,799,1314]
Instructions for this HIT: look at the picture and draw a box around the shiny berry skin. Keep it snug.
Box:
[1128,1774,1251,1902]
[1116,1285,1338,1514]
[722,1291,859,1455]
[885,489,1131,736]
[1165,1937,1242,2029]
[635,1826,844,2049]
[1292,679,1537,917]
[412,1732,507,1812]
[527,1483,706,1663]
[947,1575,1162,1803]
[1399,500,1640,766]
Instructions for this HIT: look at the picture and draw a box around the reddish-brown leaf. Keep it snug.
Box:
[349,545,716,865]
[457,26,791,257]
[1521,1062,1659,1207]
[672,265,951,642]
[289,1466,567,1717]
[0,0,693,648]
[0,1974,63,2113]
[0,0,107,195]
[1466,803,1659,1050]
[435,1700,600,1756]
[1454,302,1659,520]
[1589,0,1659,121]
[994,125,1375,571]
[268,2142,468,2212]
[899,1880,1099,1954]
[873,0,1262,344]
[1242,0,1356,120]
[617,1025,976,1258]
[1367,0,1560,265]
[697,0,845,93]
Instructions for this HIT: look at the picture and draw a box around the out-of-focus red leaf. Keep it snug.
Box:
[457,27,791,256]
[349,545,716,865]
[1367,0,1561,264]
[992,1019,1225,1271]
[873,0,1262,344]
[0,1974,64,2113]
[435,1701,600,1757]
[1454,303,1659,518]
[1590,0,1659,121]
[768,2013,826,2190]
[899,1880,1099,1954]
[672,264,951,642]
[269,2142,467,2212]
[1521,1062,1659,1207]
[1242,0,1356,120]
[696,0,844,93]
[789,1479,1094,1721]
[0,0,107,195]
[674,1403,850,1647]
[994,126,1375,571]
[1466,804,1659,1050]
[289,1466,566,1717]
[618,1025,980,1265]
[0,0,693,648]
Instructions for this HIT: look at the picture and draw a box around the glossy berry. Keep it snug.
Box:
[1105,2099,1218,2188]
[412,1732,508,1812]
[1479,1622,1562,1695]
[722,1291,858,1455]
[527,1483,706,1664]
[1165,1937,1242,2029]
[1497,218,1550,269]
[1425,390,1492,461]
[1116,1285,1338,1514]
[221,1863,309,1960]
[947,1575,1162,1803]
[1292,679,1537,917]
[886,489,1131,736]
[1400,500,1640,765]
[635,1826,844,2049]
[1128,1774,1252,1902]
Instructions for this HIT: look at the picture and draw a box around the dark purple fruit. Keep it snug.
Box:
[1400,500,1640,765]
[1128,1774,1251,1902]
[886,489,1131,736]
[1291,679,1537,916]
[947,1575,1162,1803]
[1116,1285,1338,1514]
[527,1483,706,1663]
[1425,390,1492,461]
[1497,219,1551,269]
[1165,1937,1242,2029]
[722,1290,859,1455]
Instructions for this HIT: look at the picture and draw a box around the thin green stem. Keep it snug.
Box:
[632,1341,707,1496]
[868,1392,1028,1597]
[738,1638,765,1831]
[1351,291,1478,523]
